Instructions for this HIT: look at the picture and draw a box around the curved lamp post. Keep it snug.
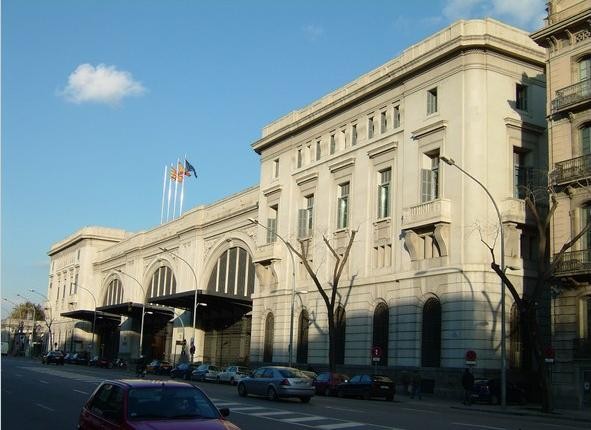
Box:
[441,155,507,409]
[30,289,52,352]
[248,217,297,367]
[74,285,97,357]
[116,269,147,358]
[159,247,206,363]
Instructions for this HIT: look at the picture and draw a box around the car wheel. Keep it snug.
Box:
[230,377,235,385]
[216,376,221,384]
[237,383,247,397]
[267,386,278,401]
[300,397,311,403]
[362,391,371,400]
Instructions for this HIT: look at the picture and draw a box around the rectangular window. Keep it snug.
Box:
[582,125,591,155]
[378,168,391,219]
[583,206,591,250]
[513,150,530,199]
[330,133,336,154]
[421,153,440,203]
[368,117,374,139]
[516,84,528,111]
[341,129,347,148]
[393,105,401,128]
[352,124,357,146]
[267,206,278,244]
[337,182,350,229]
[273,159,279,178]
[380,111,387,133]
[298,195,314,238]
[297,148,302,168]
[316,141,321,161]
[427,88,438,114]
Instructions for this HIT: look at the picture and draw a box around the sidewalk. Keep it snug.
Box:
[400,394,591,424]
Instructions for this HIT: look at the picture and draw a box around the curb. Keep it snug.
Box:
[450,405,591,424]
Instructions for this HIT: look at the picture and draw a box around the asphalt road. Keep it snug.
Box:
[1,357,588,430]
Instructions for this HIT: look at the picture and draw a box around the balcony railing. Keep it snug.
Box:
[401,199,451,229]
[551,79,591,113]
[553,249,591,277]
[551,154,591,185]
[573,338,591,360]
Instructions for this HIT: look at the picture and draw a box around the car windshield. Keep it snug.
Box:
[128,387,219,420]
[372,376,392,383]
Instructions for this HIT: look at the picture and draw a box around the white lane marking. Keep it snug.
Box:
[401,407,436,413]
[35,403,55,412]
[324,406,365,413]
[15,373,22,377]
[74,389,89,395]
[230,407,267,412]
[282,416,327,423]
[39,380,49,384]
[316,423,365,429]
[250,411,296,417]
[452,423,506,430]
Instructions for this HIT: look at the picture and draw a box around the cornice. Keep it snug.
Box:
[504,117,547,135]
[328,157,356,174]
[411,120,448,141]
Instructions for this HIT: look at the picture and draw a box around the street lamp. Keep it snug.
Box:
[248,217,297,367]
[30,289,52,352]
[440,155,507,409]
[158,247,207,363]
[116,269,147,358]
[170,310,186,365]
[74,285,97,357]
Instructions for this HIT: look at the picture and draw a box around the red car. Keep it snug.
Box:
[78,379,241,430]
[313,372,349,396]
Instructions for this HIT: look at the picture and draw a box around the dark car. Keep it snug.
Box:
[78,379,241,430]
[313,372,349,396]
[64,352,76,364]
[73,351,90,365]
[42,350,64,365]
[237,366,315,403]
[472,379,527,405]
[89,356,112,368]
[145,359,163,374]
[170,363,200,380]
[335,374,395,401]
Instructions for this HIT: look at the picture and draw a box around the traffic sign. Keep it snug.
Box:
[371,346,383,358]
[465,350,477,365]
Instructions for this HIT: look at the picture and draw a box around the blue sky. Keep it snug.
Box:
[1,0,546,312]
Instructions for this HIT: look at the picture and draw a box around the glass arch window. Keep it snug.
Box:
[421,297,441,367]
[103,278,124,306]
[149,266,176,299]
[335,305,346,365]
[263,313,274,363]
[372,302,389,366]
[296,309,309,364]
[207,246,255,298]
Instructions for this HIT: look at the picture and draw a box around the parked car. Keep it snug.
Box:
[471,378,527,405]
[192,364,221,382]
[145,359,165,374]
[42,350,64,365]
[170,363,200,380]
[73,351,90,365]
[78,379,241,430]
[89,356,111,368]
[158,360,173,375]
[335,374,395,401]
[217,366,251,385]
[237,366,315,403]
[313,372,349,396]
[63,352,76,364]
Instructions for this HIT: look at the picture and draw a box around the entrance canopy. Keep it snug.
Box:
[61,309,121,324]
[96,302,174,321]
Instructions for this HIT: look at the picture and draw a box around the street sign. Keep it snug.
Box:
[371,346,383,358]
[465,350,477,365]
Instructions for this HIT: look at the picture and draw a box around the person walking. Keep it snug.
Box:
[410,370,422,400]
[462,368,474,405]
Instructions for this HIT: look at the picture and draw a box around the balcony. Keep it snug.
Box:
[551,79,591,114]
[573,338,591,360]
[553,249,591,277]
[551,154,591,186]
[252,241,283,265]
[401,199,451,229]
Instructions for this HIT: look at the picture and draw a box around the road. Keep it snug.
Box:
[1,357,588,430]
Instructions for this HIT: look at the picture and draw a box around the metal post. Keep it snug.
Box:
[441,156,507,408]
[248,218,296,367]
[116,269,147,358]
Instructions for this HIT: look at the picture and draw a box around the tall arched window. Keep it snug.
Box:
[421,297,441,367]
[296,309,309,364]
[509,303,521,369]
[335,305,346,365]
[372,302,389,366]
[206,246,255,298]
[263,313,274,363]
[149,266,176,299]
[103,278,124,306]
[581,123,591,155]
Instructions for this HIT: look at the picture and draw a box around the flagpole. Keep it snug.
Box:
[166,163,173,222]
[179,154,187,217]
[172,158,179,219]
[160,165,167,224]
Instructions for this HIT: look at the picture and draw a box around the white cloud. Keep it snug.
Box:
[302,24,324,42]
[60,63,146,105]
[442,0,546,30]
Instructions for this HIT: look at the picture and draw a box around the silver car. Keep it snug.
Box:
[217,365,251,385]
[237,366,315,403]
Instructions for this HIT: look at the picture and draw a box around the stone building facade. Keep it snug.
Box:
[531,0,591,409]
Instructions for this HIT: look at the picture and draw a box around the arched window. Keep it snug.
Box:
[103,278,123,306]
[581,123,591,155]
[335,305,346,365]
[149,266,176,299]
[372,302,389,366]
[263,313,274,363]
[296,309,309,364]
[421,297,441,367]
[509,303,521,369]
[207,246,255,298]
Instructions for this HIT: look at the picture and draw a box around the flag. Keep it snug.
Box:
[185,159,197,178]
[170,167,178,182]
[176,162,185,182]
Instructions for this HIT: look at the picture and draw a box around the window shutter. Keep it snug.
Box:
[266,218,276,243]
[421,169,432,202]
[298,209,307,239]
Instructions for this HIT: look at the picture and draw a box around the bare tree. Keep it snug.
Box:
[287,229,357,372]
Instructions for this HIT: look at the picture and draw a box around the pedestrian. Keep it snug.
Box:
[410,370,422,400]
[462,368,474,405]
[135,355,146,378]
